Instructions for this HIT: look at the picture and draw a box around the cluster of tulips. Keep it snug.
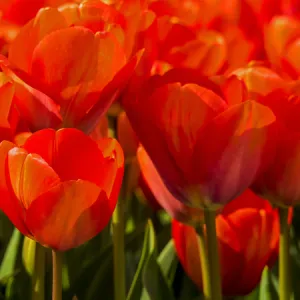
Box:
[1,0,300,299]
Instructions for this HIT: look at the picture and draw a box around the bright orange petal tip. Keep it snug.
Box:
[172,189,281,296]
[0,128,124,251]
[231,64,287,97]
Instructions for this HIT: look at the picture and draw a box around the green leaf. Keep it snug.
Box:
[0,229,22,283]
[84,256,113,300]
[22,237,36,276]
[140,221,175,300]
[241,288,259,300]
[177,270,199,300]
[258,267,278,300]
[157,240,178,284]
[64,225,145,299]
[126,220,154,300]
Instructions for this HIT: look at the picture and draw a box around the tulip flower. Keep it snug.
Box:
[122,68,277,209]
[0,128,124,251]
[172,189,281,296]
[264,15,300,78]
[0,6,141,133]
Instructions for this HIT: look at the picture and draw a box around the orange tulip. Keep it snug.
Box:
[172,189,281,296]
[264,15,300,78]
[123,69,277,209]
[0,128,124,251]
[0,6,140,132]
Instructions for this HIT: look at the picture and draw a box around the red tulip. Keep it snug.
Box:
[172,189,281,296]
[0,6,141,132]
[264,15,300,78]
[122,69,277,209]
[0,128,124,251]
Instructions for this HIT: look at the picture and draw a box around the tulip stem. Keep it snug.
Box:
[52,250,62,300]
[32,243,45,300]
[279,206,291,300]
[112,197,126,300]
[204,209,222,300]
[197,226,211,299]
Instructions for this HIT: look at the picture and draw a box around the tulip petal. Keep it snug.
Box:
[96,138,124,202]
[255,133,300,206]
[31,27,126,126]
[172,220,202,289]
[7,147,60,209]
[232,66,286,96]
[190,100,276,206]
[79,49,143,133]
[25,180,114,251]
[23,128,124,198]
[221,75,247,106]
[30,26,96,107]
[23,128,108,186]
[172,218,242,295]
[167,30,227,75]
[0,141,30,236]
[117,111,139,158]
[225,207,276,294]
[126,81,227,201]
[138,146,202,224]
[0,0,46,25]
[0,57,62,131]
[9,7,68,73]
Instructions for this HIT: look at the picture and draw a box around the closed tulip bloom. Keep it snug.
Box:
[264,15,300,78]
[172,189,280,296]
[0,128,124,251]
[123,69,277,209]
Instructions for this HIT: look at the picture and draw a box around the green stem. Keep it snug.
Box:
[32,243,45,300]
[197,226,211,300]
[52,250,63,300]
[112,197,126,300]
[279,207,291,300]
[204,209,222,300]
